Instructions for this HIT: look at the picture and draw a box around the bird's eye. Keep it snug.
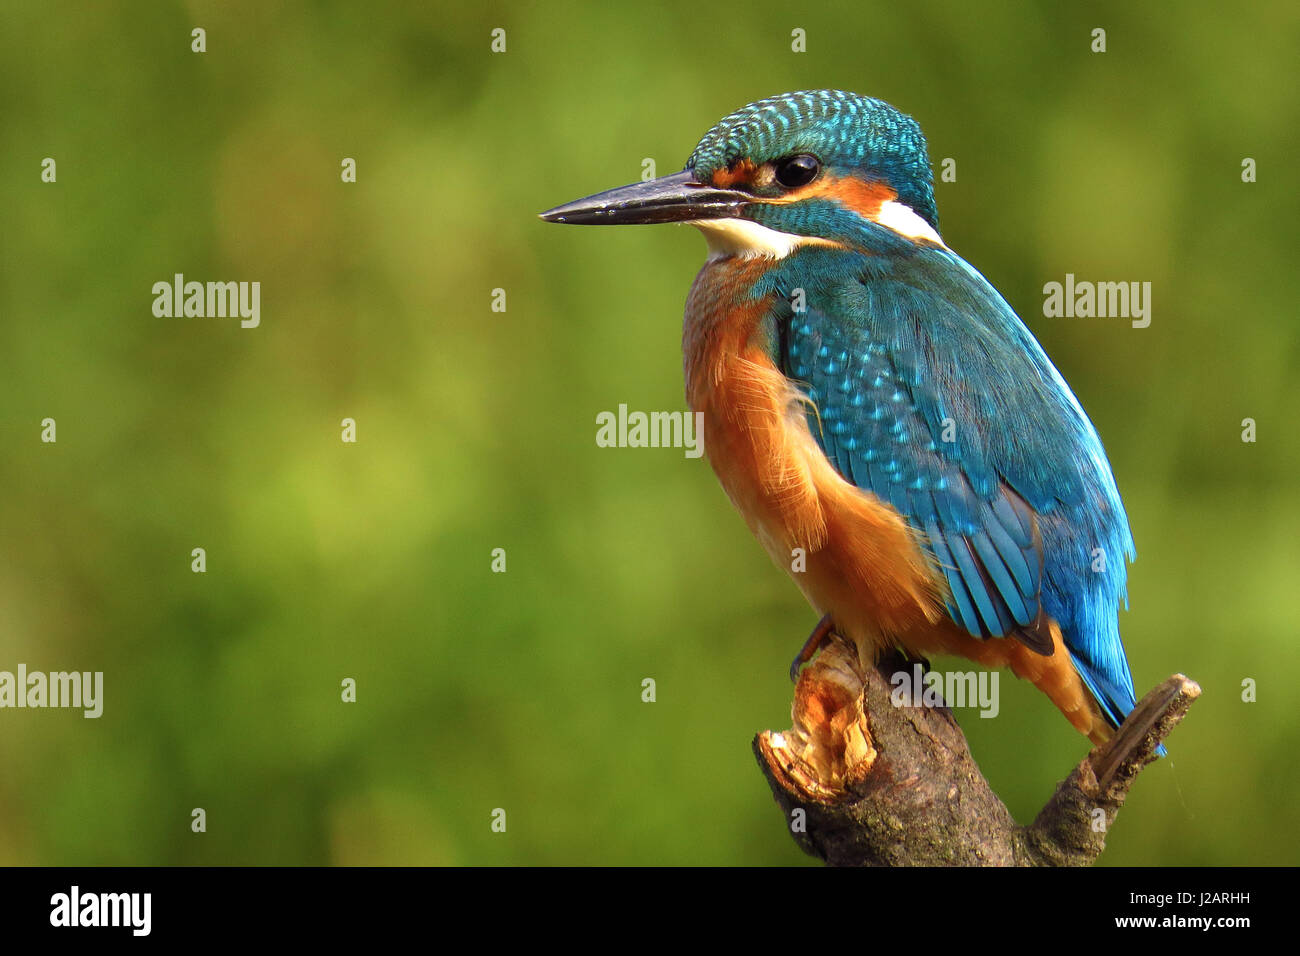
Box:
[774,154,820,188]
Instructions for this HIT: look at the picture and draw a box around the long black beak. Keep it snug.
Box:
[539,169,750,225]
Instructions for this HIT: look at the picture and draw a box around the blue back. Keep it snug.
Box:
[748,237,1140,729]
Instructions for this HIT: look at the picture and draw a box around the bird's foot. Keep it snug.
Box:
[789,613,836,683]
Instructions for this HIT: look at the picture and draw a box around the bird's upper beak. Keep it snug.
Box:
[539,169,750,225]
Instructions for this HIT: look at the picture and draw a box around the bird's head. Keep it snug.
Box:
[540,90,941,256]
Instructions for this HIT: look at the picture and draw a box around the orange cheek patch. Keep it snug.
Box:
[792,175,897,219]
[711,159,759,188]
[711,165,899,223]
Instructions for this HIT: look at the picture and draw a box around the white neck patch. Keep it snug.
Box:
[875,199,945,245]
[687,218,837,261]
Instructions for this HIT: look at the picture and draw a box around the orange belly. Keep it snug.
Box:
[684,261,1110,744]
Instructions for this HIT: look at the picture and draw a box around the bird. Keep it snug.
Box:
[541,90,1144,747]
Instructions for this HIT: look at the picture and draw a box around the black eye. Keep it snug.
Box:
[774,154,820,188]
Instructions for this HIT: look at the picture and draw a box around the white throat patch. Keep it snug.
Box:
[687,218,837,261]
[689,201,944,261]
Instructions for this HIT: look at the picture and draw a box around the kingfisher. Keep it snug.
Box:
[541,90,1143,747]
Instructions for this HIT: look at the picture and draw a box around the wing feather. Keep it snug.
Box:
[766,244,1134,689]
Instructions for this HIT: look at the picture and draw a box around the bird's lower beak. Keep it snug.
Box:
[539,169,750,225]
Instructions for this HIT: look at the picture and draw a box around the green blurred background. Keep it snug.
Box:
[1,1,1296,865]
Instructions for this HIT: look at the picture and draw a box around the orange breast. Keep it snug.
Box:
[683,259,947,650]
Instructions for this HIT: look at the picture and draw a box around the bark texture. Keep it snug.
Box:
[754,636,1197,866]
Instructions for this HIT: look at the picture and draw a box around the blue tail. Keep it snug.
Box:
[1069,649,1166,757]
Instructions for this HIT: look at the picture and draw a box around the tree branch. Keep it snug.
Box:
[754,635,1198,866]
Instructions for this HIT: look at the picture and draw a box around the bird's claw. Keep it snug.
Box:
[789,613,836,683]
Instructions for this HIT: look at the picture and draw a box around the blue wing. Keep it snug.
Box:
[753,243,1140,729]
